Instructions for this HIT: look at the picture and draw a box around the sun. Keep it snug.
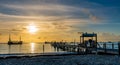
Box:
[27,23,38,34]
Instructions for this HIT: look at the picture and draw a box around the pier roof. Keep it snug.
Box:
[82,33,97,37]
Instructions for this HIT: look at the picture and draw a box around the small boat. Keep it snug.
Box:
[45,41,51,44]
[8,41,22,45]
[8,34,23,45]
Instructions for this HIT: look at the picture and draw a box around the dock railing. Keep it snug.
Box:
[51,42,120,55]
[97,42,120,55]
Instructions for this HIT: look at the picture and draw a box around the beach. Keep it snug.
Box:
[0,55,120,65]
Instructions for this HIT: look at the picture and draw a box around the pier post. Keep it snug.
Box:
[43,44,45,53]
[96,34,97,54]
[103,43,106,53]
[80,36,81,44]
[112,43,114,49]
[9,45,11,53]
[77,46,80,54]
[118,43,120,55]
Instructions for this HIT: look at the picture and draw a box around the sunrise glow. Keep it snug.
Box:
[27,23,38,34]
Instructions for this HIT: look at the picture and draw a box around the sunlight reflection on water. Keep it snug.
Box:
[31,42,35,53]
[0,42,62,54]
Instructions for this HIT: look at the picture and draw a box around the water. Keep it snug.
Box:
[0,42,119,54]
[0,42,64,54]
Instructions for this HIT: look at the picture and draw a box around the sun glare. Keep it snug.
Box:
[27,23,38,34]
[30,42,35,53]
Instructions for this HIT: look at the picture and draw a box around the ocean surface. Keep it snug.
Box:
[0,42,119,54]
[0,42,64,54]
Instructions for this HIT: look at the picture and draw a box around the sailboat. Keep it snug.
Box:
[8,34,23,45]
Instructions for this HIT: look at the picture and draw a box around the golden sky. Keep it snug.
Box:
[0,0,120,43]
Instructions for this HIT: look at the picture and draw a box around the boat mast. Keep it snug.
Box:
[9,33,11,42]
[19,35,21,41]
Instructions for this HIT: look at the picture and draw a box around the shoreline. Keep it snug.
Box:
[0,52,118,59]
[0,54,120,65]
[0,52,78,58]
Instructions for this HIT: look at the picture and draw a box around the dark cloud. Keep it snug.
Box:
[51,22,73,31]
[11,29,21,32]
[38,37,41,39]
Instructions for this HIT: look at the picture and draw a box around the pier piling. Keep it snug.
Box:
[118,43,120,55]
[103,43,107,53]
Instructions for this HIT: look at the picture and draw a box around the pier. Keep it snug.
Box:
[51,32,120,55]
[51,32,97,54]
[97,43,120,55]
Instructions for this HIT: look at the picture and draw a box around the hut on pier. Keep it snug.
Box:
[79,32,97,53]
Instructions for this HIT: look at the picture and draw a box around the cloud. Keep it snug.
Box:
[0,0,118,24]
[89,14,98,22]
[52,23,72,31]
[81,8,99,22]
[0,2,102,32]
[0,2,102,23]
[11,29,22,32]
[98,33,120,42]
[1,3,79,17]
[38,37,41,39]
[0,2,115,30]
[0,33,2,35]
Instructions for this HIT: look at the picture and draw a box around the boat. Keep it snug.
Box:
[8,41,22,45]
[8,34,23,45]
[45,41,51,44]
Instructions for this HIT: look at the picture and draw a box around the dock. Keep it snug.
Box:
[51,42,120,55]
[51,32,120,55]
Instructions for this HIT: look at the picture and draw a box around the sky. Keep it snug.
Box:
[0,0,120,42]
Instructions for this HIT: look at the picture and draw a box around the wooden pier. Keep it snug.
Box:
[97,43,120,55]
[51,32,120,55]
[51,42,120,55]
[51,42,86,54]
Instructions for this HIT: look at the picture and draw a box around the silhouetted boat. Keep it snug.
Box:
[45,41,51,44]
[8,34,23,45]
[8,41,22,45]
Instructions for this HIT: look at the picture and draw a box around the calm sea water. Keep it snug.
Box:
[0,42,119,54]
[0,42,64,54]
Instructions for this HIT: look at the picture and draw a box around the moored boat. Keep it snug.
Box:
[8,34,23,45]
